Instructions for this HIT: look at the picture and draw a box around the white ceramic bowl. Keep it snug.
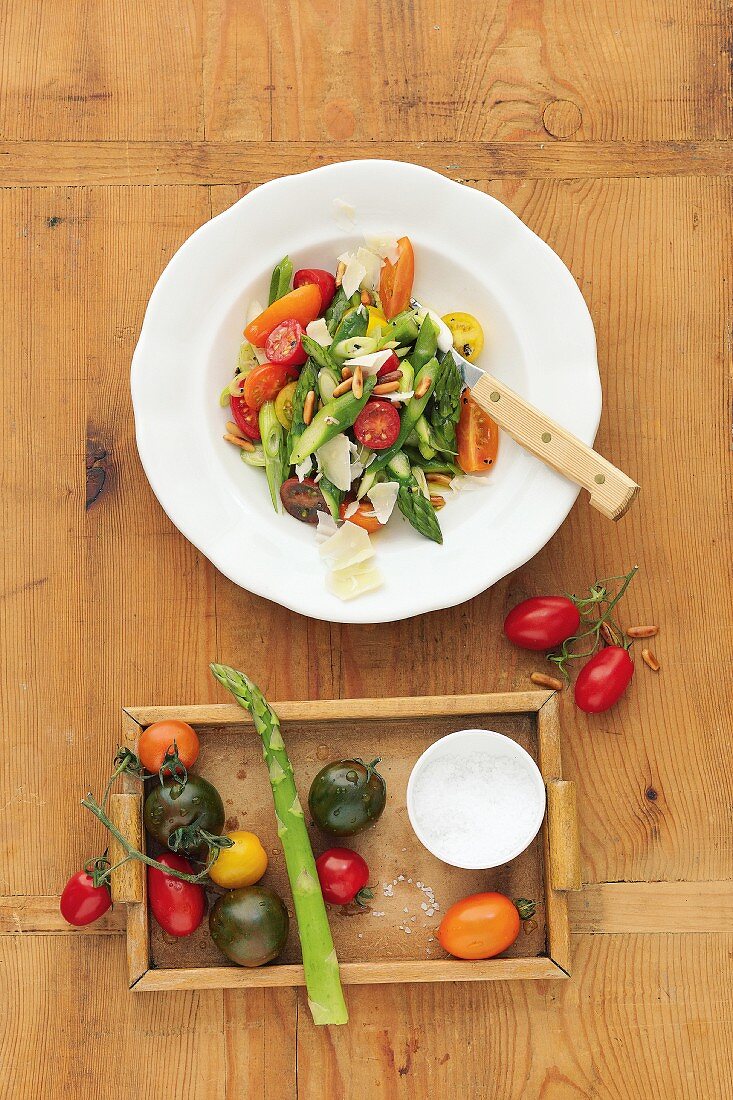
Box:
[131,160,601,624]
[406,729,546,870]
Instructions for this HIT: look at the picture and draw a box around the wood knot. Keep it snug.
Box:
[542,99,583,139]
[86,436,112,509]
[645,787,658,802]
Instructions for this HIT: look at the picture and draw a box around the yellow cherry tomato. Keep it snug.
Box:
[209,831,269,888]
[274,381,298,429]
[366,306,386,339]
[441,312,484,363]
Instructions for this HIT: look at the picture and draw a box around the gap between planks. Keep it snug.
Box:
[2,882,730,936]
[0,140,730,187]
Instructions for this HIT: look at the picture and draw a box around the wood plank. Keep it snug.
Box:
[0,139,730,186]
[125,691,551,727]
[0,896,126,935]
[265,0,730,142]
[297,934,733,1099]
[0,0,204,140]
[570,881,733,934]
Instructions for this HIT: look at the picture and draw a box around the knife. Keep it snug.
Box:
[411,300,639,521]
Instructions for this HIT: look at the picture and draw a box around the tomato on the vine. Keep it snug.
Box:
[293,268,336,312]
[138,720,200,775]
[574,646,634,713]
[316,848,372,907]
[60,871,111,927]
[438,892,534,960]
[147,852,206,937]
[504,596,581,651]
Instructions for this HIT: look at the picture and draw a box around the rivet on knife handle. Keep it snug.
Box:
[470,374,639,521]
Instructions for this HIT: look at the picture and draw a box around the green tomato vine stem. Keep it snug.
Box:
[548,566,638,679]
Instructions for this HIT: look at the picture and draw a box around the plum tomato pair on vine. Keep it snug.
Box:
[574,646,634,713]
[503,596,581,651]
[60,870,111,927]
[316,848,372,907]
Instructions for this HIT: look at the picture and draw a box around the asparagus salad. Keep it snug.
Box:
[219,236,498,599]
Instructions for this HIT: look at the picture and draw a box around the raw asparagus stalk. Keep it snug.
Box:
[210,664,348,1027]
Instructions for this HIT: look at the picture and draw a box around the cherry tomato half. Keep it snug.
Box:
[244,363,298,412]
[265,319,308,368]
[574,646,634,713]
[60,871,111,927]
[294,268,336,312]
[316,848,372,907]
[456,391,499,473]
[280,477,329,524]
[438,892,522,960]
[339,499,383,533]
[137,719,200,774]
[379,236,415,320]
[504,596,581,651]
[230,395,261,441]
[353,399,400,450]
[376,351,401,379]
[147,852,206,938]
[244,284,322,347]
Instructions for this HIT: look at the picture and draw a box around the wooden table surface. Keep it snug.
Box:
[2,2,731,1097]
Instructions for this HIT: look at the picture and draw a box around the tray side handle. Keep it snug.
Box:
[546,779,581,892]
[108,792,145,904]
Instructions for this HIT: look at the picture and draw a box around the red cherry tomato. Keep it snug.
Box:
[265,319,308,368]
[315,848,371,906]
[574,646,634,713]
[280,477,329,524]
[376,351,401,378]
[137,720,200,775]
[244,363,298,412]
[60,871,111,927]
[147,852,206,937]
[293,268,336,312]
[504,596,581,651]
[230,396,261,441]
[353,399,400,450]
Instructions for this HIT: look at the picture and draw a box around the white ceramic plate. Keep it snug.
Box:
[131,160,600,624]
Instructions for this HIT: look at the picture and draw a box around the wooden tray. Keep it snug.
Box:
[112,691,580,992]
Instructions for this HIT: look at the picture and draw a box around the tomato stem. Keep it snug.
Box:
[548,566,638,679]
[354,886,375,909]
[515,897,536,921]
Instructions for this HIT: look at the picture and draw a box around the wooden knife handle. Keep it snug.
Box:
[546,779,582,892]
[471,373,639,520]
[108,792,145,904]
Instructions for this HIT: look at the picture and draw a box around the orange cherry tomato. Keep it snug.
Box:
[244,284,322,347]
[137,720,200,775]
[438,892,526,960]
[456,391,499,473]
[243,363,298,411]
[379,237,415,320]
[339,499,383,533]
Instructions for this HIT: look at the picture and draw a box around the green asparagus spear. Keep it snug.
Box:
[259,400,288,510]
[409,314,439,370]
[429,351,462,453]
[325,287,360,335]
[268,256,293,305]
[414,415,437,460]
[319,476,345,520]
[378,309,420,349]
[300,335,341,381]
[210,665,348,1026]
[288,360,318,460]
[332,304,368,345]
[289,376,377,465]
[386,452,443,543]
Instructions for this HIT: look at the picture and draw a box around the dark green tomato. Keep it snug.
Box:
[308,757,386,837]
[209,886,289,967]
[144,774,225,859]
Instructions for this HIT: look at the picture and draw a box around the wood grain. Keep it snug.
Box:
[1,1,731,1096]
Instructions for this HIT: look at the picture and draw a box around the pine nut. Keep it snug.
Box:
[360,289,372,306]
[426,473,452,488]
[303,390,316,426]
[641,648,660,672]
[530,672,564,691]
[377,369,402,384]
[223,433,255,451]
[429,494,446,510]
[373,380,401,395]
[627,625,659,638]
[352,364,364,399]
[600,622,620,646]
[341,366,353,380]
[414,375,432,398]
[331,378,354,398]
[335,260,346,288]
[226,420,245,439]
